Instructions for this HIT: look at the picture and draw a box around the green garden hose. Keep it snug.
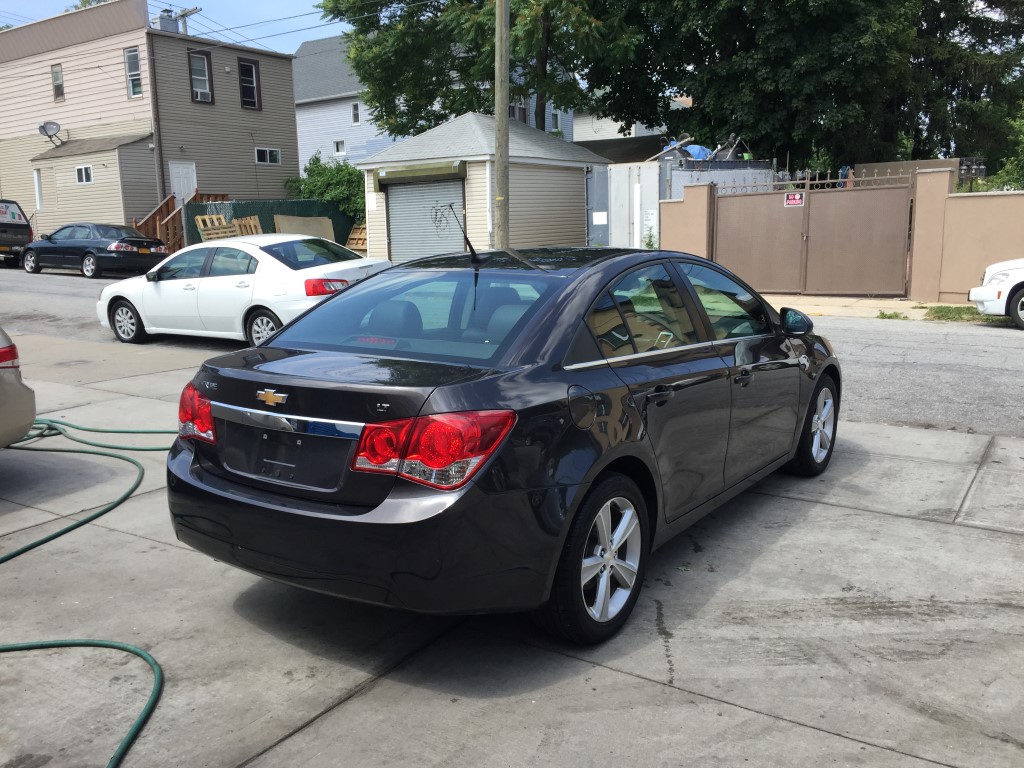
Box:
[0,418,177,767]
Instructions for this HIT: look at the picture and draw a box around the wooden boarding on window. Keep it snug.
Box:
[273,214,335,242]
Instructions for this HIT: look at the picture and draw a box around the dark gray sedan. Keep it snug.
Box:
[22,223,168,278]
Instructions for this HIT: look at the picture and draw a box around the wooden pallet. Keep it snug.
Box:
[346,223,367,250]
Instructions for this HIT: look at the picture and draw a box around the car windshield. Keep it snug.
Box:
[259,238,362,270]
[268,269,560,363]
[97,225,146,239]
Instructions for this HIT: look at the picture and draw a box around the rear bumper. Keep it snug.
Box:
[167,442,571,614]
[967,285,1006,316]
[0,376,35,448]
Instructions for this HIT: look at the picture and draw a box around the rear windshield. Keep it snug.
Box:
[269,269,559,363]
[0,201,29,226]
[259,238,362,270]
[97,225,145,239]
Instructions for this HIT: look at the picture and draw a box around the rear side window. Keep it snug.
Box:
[0,201,28,225]
[209,247,256,277]
[260,238,362,270]
[269,269,558,363]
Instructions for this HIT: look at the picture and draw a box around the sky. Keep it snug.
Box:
[0,0,347,54]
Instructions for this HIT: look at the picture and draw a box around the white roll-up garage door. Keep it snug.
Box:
[386,179,466,263]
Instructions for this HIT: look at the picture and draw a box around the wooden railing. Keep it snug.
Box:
[133,189,229,252]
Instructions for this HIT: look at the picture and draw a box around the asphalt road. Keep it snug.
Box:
[2,264,1023,436]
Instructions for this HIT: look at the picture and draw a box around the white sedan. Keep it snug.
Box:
[97,234,391,345]
[968,257,1024,330]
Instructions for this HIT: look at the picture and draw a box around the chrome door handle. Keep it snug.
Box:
[733,370,753,386]
[235,281,249,288]
[183,284,196,291]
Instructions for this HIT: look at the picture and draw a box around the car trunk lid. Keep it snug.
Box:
[190,346,498,509]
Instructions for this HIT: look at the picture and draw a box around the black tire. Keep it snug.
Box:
[536,473,649,644]
[246,309,281,346]
[110,299,148,344]
[785,373,839,477]
[81,253,102,279]
[1009,286,1024,331]
[23,250,41,273]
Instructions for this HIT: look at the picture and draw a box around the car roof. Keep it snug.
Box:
[398,247,649,276]
[188,233,324,248]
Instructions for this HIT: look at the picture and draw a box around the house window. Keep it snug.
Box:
[352,103,360,125]
[51,64,64,101]
[76,165,93,184]
[334,140,346,156]
[551,110,560,131]
[238,58,261,110]
[33,169,43,210]
[509,99,527,124]
[188,51,213,103]
[254,147,281,165]
[124,47,142,98]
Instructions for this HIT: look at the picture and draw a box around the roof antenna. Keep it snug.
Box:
[448,203,486,265]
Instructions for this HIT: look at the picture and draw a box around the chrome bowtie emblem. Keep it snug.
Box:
[256,389,288,407]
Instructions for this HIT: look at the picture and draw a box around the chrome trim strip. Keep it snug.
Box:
[210,402,364,439]
[564,340,719,371]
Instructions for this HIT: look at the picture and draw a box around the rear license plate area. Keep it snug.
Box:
[220,423,350,492]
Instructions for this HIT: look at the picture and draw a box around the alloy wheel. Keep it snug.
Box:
[82,256,97,277]
[810,386,835,463]
[114,305,136,339]
[579,496,642,622]
[249,315,278,345]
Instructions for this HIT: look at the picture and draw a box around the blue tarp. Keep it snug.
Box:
[684,145,714,160]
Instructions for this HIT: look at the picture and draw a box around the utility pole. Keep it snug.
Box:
[494,0,510,249]
[174,7,201,36]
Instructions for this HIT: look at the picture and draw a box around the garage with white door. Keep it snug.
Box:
[358,112,609,262]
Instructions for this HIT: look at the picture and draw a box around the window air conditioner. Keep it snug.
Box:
[194,90,212,102]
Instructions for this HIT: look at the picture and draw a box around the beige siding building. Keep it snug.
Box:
[0,0,298,236]
[358,113,608,263]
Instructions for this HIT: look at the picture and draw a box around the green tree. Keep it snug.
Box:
[317,0,637,136]
[285,153,366,223]
[0,24,13,31]
[65,0,112,9]
[987,102,1024,190]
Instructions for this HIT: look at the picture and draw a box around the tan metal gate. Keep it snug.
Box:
[712,176,912,296]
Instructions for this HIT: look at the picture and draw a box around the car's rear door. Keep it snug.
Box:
[141,247,211,331]
[674,261,801,485]
[579,261,731,521]
[196,246,257,333]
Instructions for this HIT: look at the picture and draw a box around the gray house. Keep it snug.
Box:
[358,113,607,262]
[0,0,299,235]
[294,36,575,170]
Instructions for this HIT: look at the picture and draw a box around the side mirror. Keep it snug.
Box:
[146,271,160,282]
[41,233,51,240]
[781,307,813,335]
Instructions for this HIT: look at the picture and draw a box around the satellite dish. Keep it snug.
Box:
[39,121,61,137]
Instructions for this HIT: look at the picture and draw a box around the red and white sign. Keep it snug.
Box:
[784,192,805,208]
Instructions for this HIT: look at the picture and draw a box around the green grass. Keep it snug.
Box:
[876,310,909,320]
[923,305,1014,326]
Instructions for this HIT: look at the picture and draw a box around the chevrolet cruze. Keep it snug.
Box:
[168,247,841,643]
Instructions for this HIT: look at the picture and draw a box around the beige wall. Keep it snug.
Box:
[465,161,490,248]
[149,32,299,200]
[909,168,1024,303]
[659,186,713,258]
[508,163,586,247]
[364,171,387,259]
[35,149,125,232]
[0,0,148,65]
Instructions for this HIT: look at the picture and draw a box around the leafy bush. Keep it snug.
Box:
[285,153,365,222]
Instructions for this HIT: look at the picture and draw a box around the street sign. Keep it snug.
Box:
[784,192,805,207]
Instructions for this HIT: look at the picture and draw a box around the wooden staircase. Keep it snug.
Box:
[133,189,229,253]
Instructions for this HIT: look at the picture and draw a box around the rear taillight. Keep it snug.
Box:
[305,278,349,296]
[27,226,33,241]
[153,245,169,254]
[0,344,20,369]
[352,410,515,490]
[178,382,216,443]
[107,242,139,252]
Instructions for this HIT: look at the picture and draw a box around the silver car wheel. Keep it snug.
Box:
[249,315,278,345]
[580,496,642,623]
[810,387,836,463]
[82,255,98,277]
[113,305,136,339]
[23,253,36,272]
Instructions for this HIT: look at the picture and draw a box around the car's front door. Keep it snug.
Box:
[677,262,801,486]
[141,248,211,331]
[196,246,257,333]
[586,262,731,520]
[37,225,76,267]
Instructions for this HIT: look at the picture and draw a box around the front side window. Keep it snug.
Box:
[51,64,64,101]
[238,59,260,109]
[49,226,75,242]
[680,263,771,340]
[124,47,142,98]
[254,147,281,165]
[75,166,93,184]
[157,248,209,280]
[351,102,360,125]
[188,51,213,103]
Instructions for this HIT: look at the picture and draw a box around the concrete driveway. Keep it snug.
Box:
[1,321,1023,768]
